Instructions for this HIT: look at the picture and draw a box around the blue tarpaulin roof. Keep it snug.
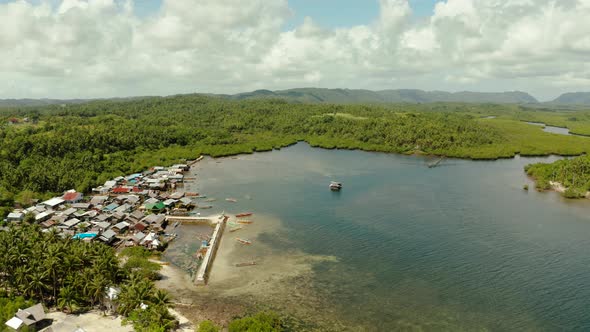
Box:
[72,233,98,240]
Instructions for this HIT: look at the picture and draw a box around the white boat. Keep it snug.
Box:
[329,181,342,191]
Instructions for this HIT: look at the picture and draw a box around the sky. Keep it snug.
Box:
[0,0,589,100]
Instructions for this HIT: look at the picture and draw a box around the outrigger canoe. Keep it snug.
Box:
[235,261,257,267]
[236,238,252,245]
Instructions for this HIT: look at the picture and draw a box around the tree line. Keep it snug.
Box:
[525,155,590,198]
[0,95,503,214]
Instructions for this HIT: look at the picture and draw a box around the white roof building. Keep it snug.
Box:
[41,197,65,208]
[35,211,54,222]
[104,180,117,189]
[7,212,24,221]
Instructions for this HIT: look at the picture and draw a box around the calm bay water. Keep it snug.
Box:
[187,143,590,331]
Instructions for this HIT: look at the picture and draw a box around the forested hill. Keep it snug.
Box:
[226,88,539,104]
[0,88,539,107]
[3,95,590,212]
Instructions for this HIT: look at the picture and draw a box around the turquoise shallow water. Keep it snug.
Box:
[187,143,590,331]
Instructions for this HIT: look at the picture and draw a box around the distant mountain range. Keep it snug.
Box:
[0,96,147,108]
[225,88,539,104]
[2,89,590,107]
[0,98,88,107]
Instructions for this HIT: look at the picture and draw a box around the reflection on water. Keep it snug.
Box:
[526,121,573,136]
[170,143,590,331]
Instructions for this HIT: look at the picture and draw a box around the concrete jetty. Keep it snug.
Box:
[195,215,228,285]
[165,215,212,224]
[187,155,204,166]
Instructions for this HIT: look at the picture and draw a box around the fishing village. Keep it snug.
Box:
[2,156,258,287]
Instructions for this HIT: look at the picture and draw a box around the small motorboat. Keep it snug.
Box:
[329,181,342,191]
[237,220,253,225]
[236,212,253,218]
[226,198,238,203]
[229,226,243,232]
[235,261,257,267]
[236,238,252,245]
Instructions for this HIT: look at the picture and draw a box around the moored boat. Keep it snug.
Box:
[236,212,253,218]
[235,261,257,267]
[229,226,243,232]
[237,220,253,225]
[329,181,343,191]
[226,198,238,202]
[236,238,252,245]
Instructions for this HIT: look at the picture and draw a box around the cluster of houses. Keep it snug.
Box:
[4,163,199,250]
[6,117,29,125]
[4,303,47,331]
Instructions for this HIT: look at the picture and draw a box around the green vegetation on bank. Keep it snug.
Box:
[2,96,590,328]
[0,223,286,331]
[198,320,221,332]
[1,95,590,208]
[198,312,285,332]
[228,312,285,332]
[525,155,590,198]
[0,223,177,331]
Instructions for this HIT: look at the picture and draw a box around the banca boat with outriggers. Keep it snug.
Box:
[329,181,343,191]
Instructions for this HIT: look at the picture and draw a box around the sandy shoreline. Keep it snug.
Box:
[549,181,590,197]
[549,181,566,193]
[156,212,346,330]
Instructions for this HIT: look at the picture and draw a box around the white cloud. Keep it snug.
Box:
[0,0,589,100]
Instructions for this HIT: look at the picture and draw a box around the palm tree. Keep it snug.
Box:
[44,250,63,303]
[149,304,178,331]
[150,289,172,307]
[13,265,31,294]
[58,285,78,313]
[26,269,49,303]
[45,228,61,244]
[87,275,108,307]
[117,276,155,316]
